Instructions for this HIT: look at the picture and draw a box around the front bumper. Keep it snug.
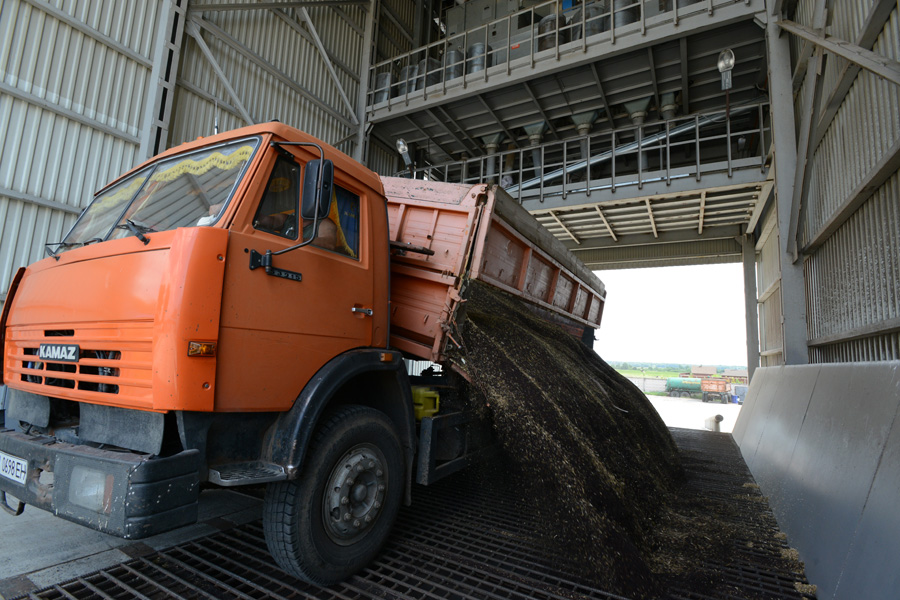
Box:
[0,428,200,538]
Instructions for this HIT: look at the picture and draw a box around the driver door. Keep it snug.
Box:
[215,151,375,412]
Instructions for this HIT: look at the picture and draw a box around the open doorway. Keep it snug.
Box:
[594,263,748,432]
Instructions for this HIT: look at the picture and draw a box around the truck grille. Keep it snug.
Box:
[6,323,154,409]
[21,348,122,394]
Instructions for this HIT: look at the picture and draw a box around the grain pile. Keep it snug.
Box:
[450,281,683,597]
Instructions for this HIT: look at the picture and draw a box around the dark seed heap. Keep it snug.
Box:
[452,281,684,598]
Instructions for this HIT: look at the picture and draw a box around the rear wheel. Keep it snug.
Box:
[264,405,404,585]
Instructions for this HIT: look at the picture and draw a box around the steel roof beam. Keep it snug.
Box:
[587,63,617,142]
[550,211,581,244]
[276,8,359,123]
[559,224,744,251]
[436,107,482,153]
[787,49,826,261]
[272,9,360,82]
[647,47,661,118]
[191,2,367,10]
[594,206,618,242]
[477,96,521,149]
[697,191,707,233]
[745,179,773,233]
[523,82,559,139]
[426,109,479,155]
[403,117,457,160]
[178,80,244,121]
[778,20,900,87]
[524,168,766,212]
[679,37,691,115]
[645,199,659,238]
[21,0,152,68]
[190,16,355,129]
[0,185,82,216]
[331,6,366,37]
[380,2,413,45]
[185,21,255,124]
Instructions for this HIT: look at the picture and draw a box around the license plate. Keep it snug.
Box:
[0,450,28,485]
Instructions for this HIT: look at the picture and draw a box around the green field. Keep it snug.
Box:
[615,369,683,378]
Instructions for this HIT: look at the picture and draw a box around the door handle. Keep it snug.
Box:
[351,307,374,317]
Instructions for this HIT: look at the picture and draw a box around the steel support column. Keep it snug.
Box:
[766,17,808,366]
[141,0,189,158]
[354,0,377,163]
[742,234,760,382]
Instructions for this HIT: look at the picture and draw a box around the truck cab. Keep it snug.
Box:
[1,124,413,584]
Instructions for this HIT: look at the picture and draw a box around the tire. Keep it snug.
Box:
[263,405,404,585]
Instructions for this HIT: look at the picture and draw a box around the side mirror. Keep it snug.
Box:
[301,159,334,221]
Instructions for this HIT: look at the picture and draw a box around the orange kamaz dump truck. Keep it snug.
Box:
[0,123,605,584]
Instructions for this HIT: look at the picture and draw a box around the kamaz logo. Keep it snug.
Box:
[38,344,80,363]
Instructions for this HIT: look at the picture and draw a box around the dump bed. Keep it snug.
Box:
[383,177,606,363]
[701,379,729,393]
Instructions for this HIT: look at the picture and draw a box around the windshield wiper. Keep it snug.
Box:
[45,241,75,260]
[44,237,107,260]
[117,219,154,245]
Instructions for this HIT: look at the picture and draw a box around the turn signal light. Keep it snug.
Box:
[188,341,217,357]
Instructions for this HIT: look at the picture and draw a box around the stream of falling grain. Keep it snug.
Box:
[453,281,683,598]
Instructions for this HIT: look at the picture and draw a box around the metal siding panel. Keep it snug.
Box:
[172,7,364,154]
[0,0,156,303]
[368,142,398,175]
[798,4,900,363]
[805,5,900,243]
[805,172,900,362]
[757,209,783,364]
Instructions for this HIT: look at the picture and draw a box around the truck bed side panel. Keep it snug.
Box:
[383,177,605,363]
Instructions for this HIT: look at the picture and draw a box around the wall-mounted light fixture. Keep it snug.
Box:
[396,138,414,178]
[717,49,735,91]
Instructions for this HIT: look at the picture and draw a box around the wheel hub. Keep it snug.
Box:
[323,444,388,545]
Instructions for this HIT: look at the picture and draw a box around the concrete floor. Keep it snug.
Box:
[648,393,743,433]
[0,394,740,598]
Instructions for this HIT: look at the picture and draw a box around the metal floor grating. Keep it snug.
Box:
[12,428,815,600]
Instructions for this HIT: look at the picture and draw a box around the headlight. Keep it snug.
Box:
[68,465,113,514]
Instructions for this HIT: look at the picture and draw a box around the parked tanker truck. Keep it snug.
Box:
[0,123,606,584]
[665,377,731,403]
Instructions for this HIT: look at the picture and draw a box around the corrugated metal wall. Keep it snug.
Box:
[173,4,368,155]
[794,1,900,362]
[756,207,783,367]
[0,0,413,307]
[374,0,415,67]
[0,0,160,305]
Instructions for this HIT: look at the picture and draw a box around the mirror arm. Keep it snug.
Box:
[250,140,327,275]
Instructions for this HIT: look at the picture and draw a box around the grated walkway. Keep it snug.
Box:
[10,429,815,600]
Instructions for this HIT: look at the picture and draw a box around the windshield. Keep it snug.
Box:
[60,138,260,250]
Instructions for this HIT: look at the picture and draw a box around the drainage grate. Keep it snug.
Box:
[13,428,815,600]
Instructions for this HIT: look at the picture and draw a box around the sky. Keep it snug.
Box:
[592,263,749,367]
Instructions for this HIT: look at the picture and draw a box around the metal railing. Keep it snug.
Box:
[367,0,743,109]
[400,102,770,204]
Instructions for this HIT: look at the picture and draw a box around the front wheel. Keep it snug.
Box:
[263,405,404,585]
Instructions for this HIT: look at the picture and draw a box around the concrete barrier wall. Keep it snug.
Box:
[733,363,900,600]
